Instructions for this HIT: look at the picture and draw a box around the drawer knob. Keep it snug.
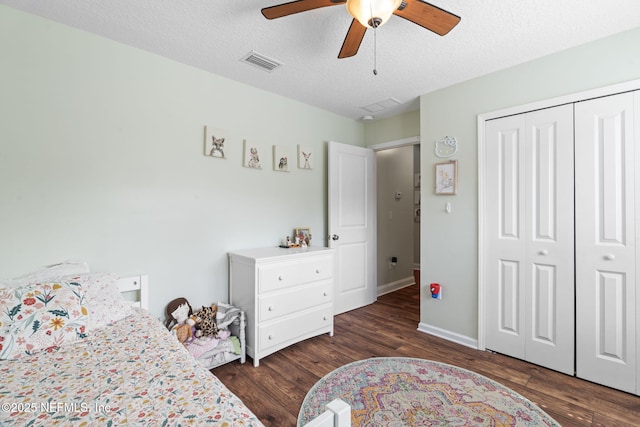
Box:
[268,305,274,311]
[278,275,284,281]
[604,254,615,261]
[323,291,328,297]
[268,334,273,340]
[315,268,320,274]
[323,316,327,321]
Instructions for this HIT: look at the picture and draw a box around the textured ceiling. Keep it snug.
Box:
[2,0,640,120]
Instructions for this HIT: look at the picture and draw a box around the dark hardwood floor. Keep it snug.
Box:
[213,285,640,426]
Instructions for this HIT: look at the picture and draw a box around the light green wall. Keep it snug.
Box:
[420,26,640,340]
[0,6,364,319]
[364,109,420,145]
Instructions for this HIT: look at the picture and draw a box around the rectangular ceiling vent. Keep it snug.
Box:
[241,51,283,72]
[361,98,402,113]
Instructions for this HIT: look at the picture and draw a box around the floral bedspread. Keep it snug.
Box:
[0,308,264,426]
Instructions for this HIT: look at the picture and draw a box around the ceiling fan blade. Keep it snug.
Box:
[393,0,460,36]
[338,19,367,58]
[262,0,345,20]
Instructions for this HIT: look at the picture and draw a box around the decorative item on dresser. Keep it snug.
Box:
[229,246,335,367]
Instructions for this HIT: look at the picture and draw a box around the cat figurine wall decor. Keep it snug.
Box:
[209,136,225,158]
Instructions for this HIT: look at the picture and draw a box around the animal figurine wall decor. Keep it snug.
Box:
[297,145,313,169]
[204,126,228,159]
[273,145,291,172]
[278,157,288,170]
[209,136,225,158]
[301,151,311,168]
[249,147,261,168]
[243,140,262,169]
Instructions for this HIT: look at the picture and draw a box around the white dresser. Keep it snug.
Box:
[229,246,335,367]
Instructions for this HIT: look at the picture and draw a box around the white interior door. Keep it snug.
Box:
[523,106,575,375]
[485,114,527,359]
[328,141,376,314]
[575,92,637,394]
[484,105,574,375]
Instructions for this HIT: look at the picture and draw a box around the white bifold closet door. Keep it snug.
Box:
[485,104,575,375]
[575,91,639,395]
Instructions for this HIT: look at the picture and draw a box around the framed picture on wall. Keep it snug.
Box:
[435,160,457,195]
[294,227,312,246]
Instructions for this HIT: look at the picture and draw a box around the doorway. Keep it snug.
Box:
[371,137,421,295]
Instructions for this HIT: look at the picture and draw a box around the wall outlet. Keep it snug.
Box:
[389,256,397,269]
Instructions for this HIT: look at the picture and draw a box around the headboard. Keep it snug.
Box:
[117,275,149,310]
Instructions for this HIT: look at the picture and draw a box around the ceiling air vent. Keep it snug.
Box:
[360,98,402,113]
[241,51,283,72]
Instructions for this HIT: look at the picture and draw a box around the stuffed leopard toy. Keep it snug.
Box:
[193,305,219,337]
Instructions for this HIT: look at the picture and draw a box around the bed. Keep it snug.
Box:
[0,262,264,426]
[0,261,350,426]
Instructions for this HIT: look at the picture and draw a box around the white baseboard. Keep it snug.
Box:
[378,276,415,296]
[417,322,478,350]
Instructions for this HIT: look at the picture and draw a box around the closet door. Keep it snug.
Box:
[485,105,575,374]
[485,114,526,359]
[575,92,637,394]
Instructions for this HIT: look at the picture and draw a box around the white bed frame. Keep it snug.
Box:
[302,399,351,427]
[117,275,149,310]
[115,275,350,427]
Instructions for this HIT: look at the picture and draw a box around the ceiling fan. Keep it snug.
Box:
[262,0,461,59]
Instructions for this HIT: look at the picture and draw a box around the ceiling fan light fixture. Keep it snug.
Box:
[346,0,402,28]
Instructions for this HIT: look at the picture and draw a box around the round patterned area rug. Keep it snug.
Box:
[298,357,560,427]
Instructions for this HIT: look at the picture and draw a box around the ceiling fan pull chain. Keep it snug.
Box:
[368,3,378,75]
[373,26,378,75]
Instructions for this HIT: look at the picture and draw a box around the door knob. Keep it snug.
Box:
[331,234,340,241]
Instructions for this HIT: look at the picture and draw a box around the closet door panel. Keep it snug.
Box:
[575,92,637,394]
[485,115,526,358]
[524,105,575,375]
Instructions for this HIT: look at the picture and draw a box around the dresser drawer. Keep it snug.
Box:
[258,262,299,293]
[258,281,332,322]
[299,256,333,284]
[258,306,332,353]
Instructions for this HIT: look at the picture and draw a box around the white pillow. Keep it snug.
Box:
[61,272,132,330]
[1,260,90,289]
